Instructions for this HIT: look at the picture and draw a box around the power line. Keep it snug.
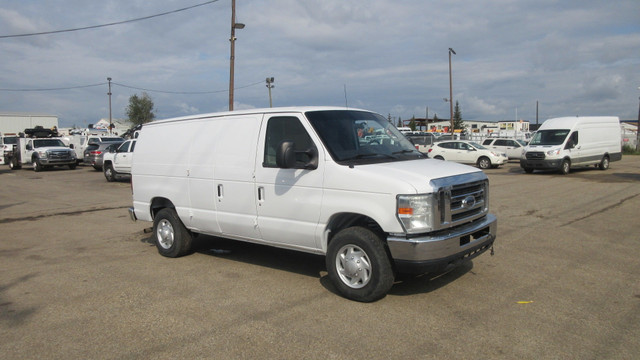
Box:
[0,83,105,91]
[0,80,264,94]
[0,0,220,39]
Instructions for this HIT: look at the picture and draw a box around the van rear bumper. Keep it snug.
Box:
[387,214,497,274]
[128,207,137,222]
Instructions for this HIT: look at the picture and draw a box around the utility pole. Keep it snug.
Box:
[228,0,245,111]
[107,77,112,135]
[266,77,274,107]
[448,48,456,134]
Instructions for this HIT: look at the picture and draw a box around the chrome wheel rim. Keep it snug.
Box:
[156,219,175,249]
[335,244,372,289]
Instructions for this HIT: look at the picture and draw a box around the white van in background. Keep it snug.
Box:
[520,116,622,175]
[129,107,497,302]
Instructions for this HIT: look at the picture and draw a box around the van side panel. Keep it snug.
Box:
[186,118,220,234]
[210,116,262,240]
[574,119,622,165]
[133,121,193,224]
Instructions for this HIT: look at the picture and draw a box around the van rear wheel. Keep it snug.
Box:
[326,227,394,302]
[153,208,192,258]
[599,156,609,170]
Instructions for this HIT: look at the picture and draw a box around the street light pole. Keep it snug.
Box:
[107,77,112,135]
[266,77,274,108]
[448,48,456,135]
[228,0,245,111]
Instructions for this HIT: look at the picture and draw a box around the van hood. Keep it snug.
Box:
[325,158,485,194]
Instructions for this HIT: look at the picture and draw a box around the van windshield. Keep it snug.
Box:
[529,129,569,146]
[305,110,424,164]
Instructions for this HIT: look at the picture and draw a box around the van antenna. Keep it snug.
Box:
[344,84,348,108]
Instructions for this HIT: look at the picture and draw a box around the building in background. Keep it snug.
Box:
[0,112,58,135]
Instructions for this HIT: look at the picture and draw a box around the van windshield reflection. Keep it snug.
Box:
[305,110,424,164]
[529,129,569,146]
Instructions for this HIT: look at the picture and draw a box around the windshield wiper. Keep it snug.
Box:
[344,152,397,161]
[392,149,418,155]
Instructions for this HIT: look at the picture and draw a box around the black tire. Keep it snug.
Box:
[559,159,570,175]
[9,157,21,170]
[32,158,43,172]
[69,163,77,170]
[153,208,192,258]
[104,163,116,182]
[524,168,534,174]
[326,227,395,302]
[599,156,609,170]
[477,156,491,169]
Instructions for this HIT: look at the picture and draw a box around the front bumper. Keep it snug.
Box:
[39,158,76,165]
[520,158,561,170]
[387,214,497,274]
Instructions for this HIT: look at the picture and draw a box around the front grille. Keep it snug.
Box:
[450,182,486,222]
[526,151,545,160]
[431,173,489,230]
[48,150,73,160]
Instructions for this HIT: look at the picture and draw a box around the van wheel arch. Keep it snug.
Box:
[150,197,177,219]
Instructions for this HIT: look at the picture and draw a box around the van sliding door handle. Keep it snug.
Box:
[257,187,265,202]
[217,184,223,199]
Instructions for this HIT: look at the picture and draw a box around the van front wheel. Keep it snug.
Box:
[560,159,571,175]
[153,208,192,258]
[326,227,394,302]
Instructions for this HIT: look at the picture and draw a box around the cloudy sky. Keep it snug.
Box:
[1,0,639,129]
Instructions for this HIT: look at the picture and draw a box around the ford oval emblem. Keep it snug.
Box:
[461,195,476,209]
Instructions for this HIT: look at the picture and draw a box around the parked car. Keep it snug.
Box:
[427,140,507,169]
[103,139,136,181]
[405,133,435,153]
[481,138,527,160]
[83,140,124,170]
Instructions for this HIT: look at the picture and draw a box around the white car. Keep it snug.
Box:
[427,140,507,169]
[102,139,136,181]
[481,138,527,160]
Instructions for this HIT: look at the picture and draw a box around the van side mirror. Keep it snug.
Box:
[69,144,75,149]
[276,141,296,168]
[26,144,32,150]
[276,141,318,170]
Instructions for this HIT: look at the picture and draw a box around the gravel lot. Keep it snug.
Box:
[1,158,639,359]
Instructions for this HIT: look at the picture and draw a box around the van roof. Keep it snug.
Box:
[539,116,620,130]
[149,106,368,126]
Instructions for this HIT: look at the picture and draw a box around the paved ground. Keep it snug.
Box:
[1,158,639,359]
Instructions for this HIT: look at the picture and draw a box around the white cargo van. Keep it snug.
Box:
[129,107,497,302]
[520,116,622,175]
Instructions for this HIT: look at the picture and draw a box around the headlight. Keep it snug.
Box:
[546,148,560,156]
[397,194,438,234]
[38,150,48,158]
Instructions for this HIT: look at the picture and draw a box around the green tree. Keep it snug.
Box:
[409,116,416,131]
[453,101,464,130]
[126,92,155,126]
[432,114,439,122]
